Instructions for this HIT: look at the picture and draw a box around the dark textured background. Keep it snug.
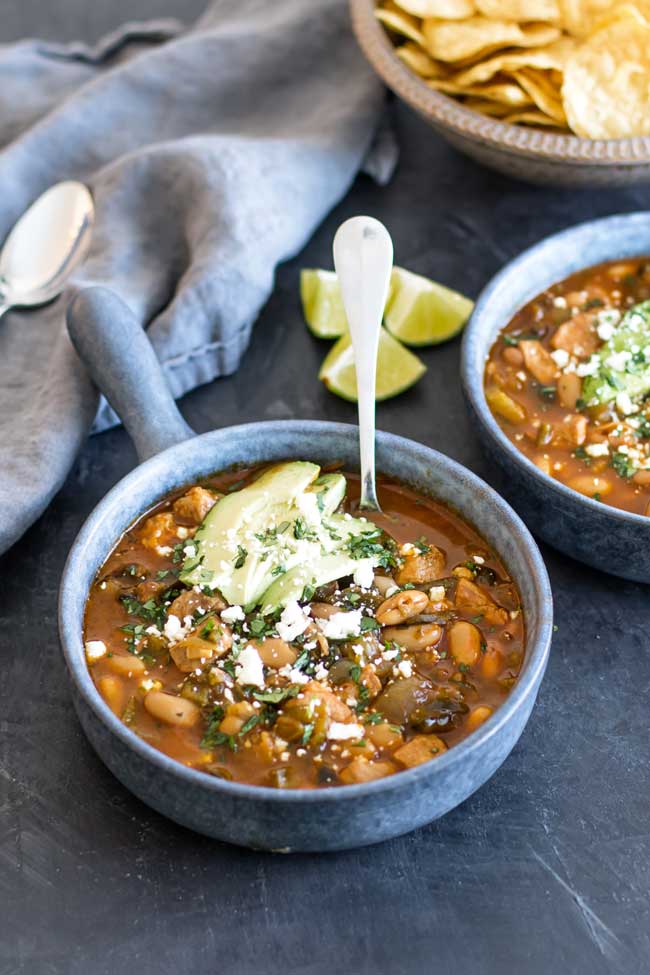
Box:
[2,3,649,974]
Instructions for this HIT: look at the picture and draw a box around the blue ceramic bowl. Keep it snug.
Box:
[462,211,650,584]
[59,290,553,852]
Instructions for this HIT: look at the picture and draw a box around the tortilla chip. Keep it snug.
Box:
[562,13,650,137]
[395,42,445,77]
[393,0,475,14]
[423,18,561,63]
[476,0,560,21]
[511,68,567,123]
[449,36,575,86]
[376,6,427,46]
[431,77,532,106]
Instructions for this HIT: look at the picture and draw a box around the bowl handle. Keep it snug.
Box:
[67,287,194,462]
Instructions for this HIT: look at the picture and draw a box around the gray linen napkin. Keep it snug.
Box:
[0,0,395,555]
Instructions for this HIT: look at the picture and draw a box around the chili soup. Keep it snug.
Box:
[84,462,524,790]
[485,258,650,516]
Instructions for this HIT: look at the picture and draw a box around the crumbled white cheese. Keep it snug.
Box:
[276,600,311,642]
[85,640,107,663]
[382,647,400,662]
[327,722,364,741]
[235,644,265,688]
[585,442,610,458]
[400,542,415,555]
[596,312,620,341]
[139,677,162,694]
[156,545,172,557]
[145,625,162,638]
[429,585,446,603]
[163,614,193,644]
[396,660,413,679]
[314,663,329,681]
[176,527,190,539]
[553,295,567,309]
[353,560,376,590]
[605,350,631,373]
[221,604,245,624]
[550,348,570,369]
[472,555,485,564]
[616,392,637,416]
[318,609,363,640]
[576,355,601,378]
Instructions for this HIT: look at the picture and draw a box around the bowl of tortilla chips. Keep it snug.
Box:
[350,0,650,186]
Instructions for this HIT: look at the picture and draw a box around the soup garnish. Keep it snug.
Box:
[84,463,524,789]
[485,258,650,517]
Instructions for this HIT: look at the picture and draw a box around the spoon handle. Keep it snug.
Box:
[333,216,393,511]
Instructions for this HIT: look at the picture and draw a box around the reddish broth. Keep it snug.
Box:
[485,258,650,516]
[84,466,524,789]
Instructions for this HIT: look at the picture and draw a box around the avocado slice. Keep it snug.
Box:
[180,462,319,606]
[259,512,376,615]
[582,301,650,407]
[179,462,376,612]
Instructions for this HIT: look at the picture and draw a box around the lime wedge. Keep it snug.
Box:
[318,328,426,402]
[300,269,348,339]
[384,267,473,346]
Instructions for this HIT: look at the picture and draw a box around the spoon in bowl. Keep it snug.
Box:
[0,181,94,321]
[333,215,394,512]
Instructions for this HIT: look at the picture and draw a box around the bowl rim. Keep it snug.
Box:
[461,210,650,527]
[59,419,553,807]
[349,0,650,165]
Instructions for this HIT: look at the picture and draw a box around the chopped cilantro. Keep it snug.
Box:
[200,705,225,749]
[252,685,301,704]
[611,450,636,479]
[233,545,248,569]
[360,616,380,632]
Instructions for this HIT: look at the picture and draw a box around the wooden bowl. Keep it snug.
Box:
[350,0,650,187]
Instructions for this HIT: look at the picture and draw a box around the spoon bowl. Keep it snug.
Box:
[0,181,94,318]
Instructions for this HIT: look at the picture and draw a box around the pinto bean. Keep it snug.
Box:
[466,705,493,732]
[106,654,146,677]
[376,589,429,625]
[254,638,296,669]
[97,676,125,715]
[381,623,442,652]
[373,574,397,596]
[448,620,482,667]
[567,474,613,498]
[144,690,200,727]
[633,470,650,486]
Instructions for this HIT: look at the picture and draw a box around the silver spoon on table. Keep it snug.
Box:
[0,180,94,321]
[333,215,394,512]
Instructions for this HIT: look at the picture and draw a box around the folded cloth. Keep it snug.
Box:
[0,0,395,555]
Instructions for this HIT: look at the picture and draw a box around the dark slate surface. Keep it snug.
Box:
[2,4,649,974]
